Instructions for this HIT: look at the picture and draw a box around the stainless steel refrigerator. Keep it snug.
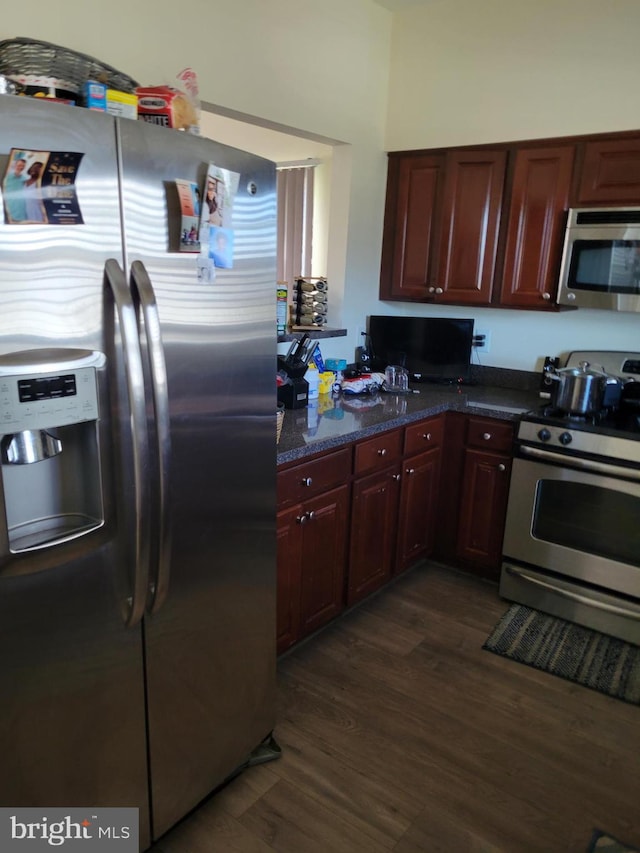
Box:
[0,95,277,850]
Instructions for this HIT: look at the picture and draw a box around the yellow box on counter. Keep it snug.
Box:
[106,89,138,119]
[318,371,335,395]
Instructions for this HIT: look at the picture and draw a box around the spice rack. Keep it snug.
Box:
[291,277,328,329]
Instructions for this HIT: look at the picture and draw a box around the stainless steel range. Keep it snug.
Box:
[500,351,640,645]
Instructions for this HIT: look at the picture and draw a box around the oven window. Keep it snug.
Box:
[569,240,640,293]
[533,480,640,567]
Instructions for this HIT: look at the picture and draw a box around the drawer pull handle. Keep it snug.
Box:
[406,467,415,475]
[483,433,492,441]
[423,432,432,441]
[301,477,313,487]
[307,510,315,521]
[392,473,401,481]
[498,463,506,472]
[378,448,387,457]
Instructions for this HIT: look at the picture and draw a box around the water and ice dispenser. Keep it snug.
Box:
[0,349,105,555]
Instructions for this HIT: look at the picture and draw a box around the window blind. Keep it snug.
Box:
[277,165,315,286]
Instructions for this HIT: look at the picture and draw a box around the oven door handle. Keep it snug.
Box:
[519,445,640,482]
[505,566,640,620]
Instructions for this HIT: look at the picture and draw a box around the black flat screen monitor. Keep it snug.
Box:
[367,315,474,384]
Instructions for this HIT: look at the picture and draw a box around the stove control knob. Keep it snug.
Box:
[558,431,573,446]
[537,428,551,442]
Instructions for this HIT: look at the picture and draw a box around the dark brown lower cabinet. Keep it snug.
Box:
[454,417,514,580]
[277,412,513,653]
[455,448,512,576]
[276,447,351,656]
[348,465,401,606]
[298,486,349,638]
[396,446,441,574]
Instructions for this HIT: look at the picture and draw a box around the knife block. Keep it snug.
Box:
[277,377,309,409]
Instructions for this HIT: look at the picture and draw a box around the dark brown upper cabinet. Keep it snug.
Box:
[381,129,640,311]
[436,150,507,305]
[575,136,640,205]
[380,153,444,301]
[499,144,575,309]
[380,149,506,305]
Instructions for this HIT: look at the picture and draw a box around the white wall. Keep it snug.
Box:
[380,0,640,371]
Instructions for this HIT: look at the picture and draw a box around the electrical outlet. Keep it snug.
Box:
[474,328,492,354]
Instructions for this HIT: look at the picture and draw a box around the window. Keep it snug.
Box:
[276,164,315,286]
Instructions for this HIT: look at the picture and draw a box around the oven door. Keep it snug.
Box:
[503,455,640,592]
[500,454,640,642]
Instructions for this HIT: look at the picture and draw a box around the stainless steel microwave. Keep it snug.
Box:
[557,207,640,312]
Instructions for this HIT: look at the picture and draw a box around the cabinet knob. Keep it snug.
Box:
[423,432,432,441]
[392,473,401,481]
[296,510,315,524]
[406,467,415,475]
[498,463,506,472]
[482,433,492,440]
[301,477,313,487]
[428,286,435,294]
[435,287,443,295]
[378,448,387,456]
[542,292,551,301]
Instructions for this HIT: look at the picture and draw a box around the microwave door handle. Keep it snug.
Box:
[129,260,171,616]
[105,259,151,628]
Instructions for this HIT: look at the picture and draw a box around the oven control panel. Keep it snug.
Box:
[517,418,640,466]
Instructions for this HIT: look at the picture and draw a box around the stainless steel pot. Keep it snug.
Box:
[547,361,611,414]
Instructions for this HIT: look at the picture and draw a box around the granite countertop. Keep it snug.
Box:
[277,376,542,465]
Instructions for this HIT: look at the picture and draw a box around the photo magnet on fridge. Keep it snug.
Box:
[2,148,84,225]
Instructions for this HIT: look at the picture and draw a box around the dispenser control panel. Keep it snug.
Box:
[0,350,103,433]
[18,374,77,402]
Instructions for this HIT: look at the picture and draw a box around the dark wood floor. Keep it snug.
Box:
[151,563,640,853]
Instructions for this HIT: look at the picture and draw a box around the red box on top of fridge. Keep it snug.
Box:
[135,86,196,130]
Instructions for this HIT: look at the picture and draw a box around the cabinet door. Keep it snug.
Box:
[380,154,444,300]
[299,485,349,639]
[500,145,575,308]
[276,505,303,655]
[576,136,640,205]
[435,150,507,305]
[456,448,512,577]
[348,467,400,606]
[396,447,441,574]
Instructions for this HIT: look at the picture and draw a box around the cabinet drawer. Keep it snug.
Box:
[404,415,443,456]
[278,447,351,507]
[465,417,514,452]
[354,429,402,476]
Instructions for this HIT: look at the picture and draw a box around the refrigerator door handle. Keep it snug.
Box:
[105,258,151,628]
[129,260,172,615]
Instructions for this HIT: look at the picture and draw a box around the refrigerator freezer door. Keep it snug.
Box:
[117,118,277,840]
[0,98,151,850]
